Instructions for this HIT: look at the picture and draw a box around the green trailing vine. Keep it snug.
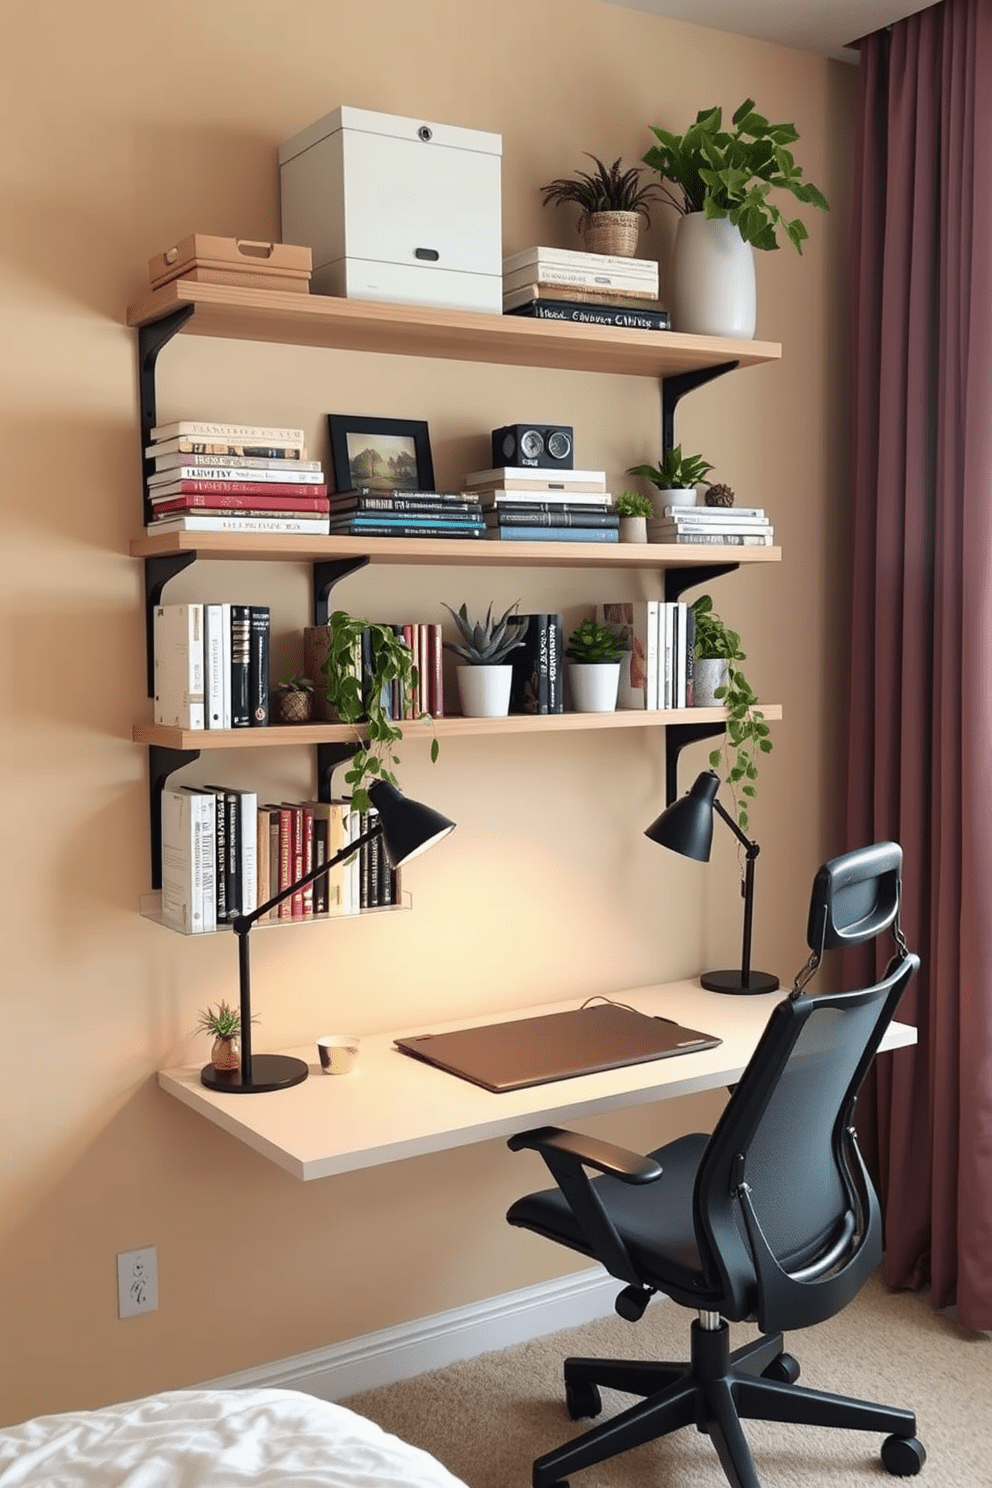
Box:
[321,609,438,814]
[691,594,772,832]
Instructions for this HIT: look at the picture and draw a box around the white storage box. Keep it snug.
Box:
[278,105,502,314]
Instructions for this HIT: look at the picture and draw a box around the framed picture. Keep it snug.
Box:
[327,414,435,494]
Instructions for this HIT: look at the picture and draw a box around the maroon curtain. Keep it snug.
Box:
[847,0,992,1331]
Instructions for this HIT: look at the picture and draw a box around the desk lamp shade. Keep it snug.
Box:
[645,769,779,996]
[201,780,456,1094]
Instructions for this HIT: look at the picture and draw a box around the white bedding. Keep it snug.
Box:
[0,1387,468,1488]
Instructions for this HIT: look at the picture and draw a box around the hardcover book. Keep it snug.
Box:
[148,479,328,499]
[160,786,212,935]
[149,421,305,444]
[249,605,270,726]
[507,299,671,332]
[509,613,550,715]
[596,601,661,710]
[148,466,325,486]
[502,245,660,276]
[229,605,252,728]
[147,439,306,460]
[153,603,205,730]
[484,525,618,543]
[146,515,329,534]
[202,603,226,730]
[149,492,330,515]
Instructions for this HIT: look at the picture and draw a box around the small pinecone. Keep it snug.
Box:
[705,482,736,508]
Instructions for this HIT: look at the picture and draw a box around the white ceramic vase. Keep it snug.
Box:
[694,657,730,708]
[456,664,512,718]
[670,212,757,340]
[568,662,621,714]
[649,486,697,519]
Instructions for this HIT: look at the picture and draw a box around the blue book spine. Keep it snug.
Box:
[486,526,619,543]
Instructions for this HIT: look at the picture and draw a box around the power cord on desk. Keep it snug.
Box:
[579,994,677,1028]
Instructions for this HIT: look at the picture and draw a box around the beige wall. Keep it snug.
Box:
[0,0,856,1424]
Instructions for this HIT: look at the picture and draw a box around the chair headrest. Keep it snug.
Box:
[806,840,903,953]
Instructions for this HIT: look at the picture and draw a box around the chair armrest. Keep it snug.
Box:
[508,1126,662,1183]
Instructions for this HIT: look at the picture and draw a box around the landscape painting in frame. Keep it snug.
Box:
[327,415,435,494]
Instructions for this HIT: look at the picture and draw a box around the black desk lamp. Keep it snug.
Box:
[201,780,456,1094]
[644,769,779,995]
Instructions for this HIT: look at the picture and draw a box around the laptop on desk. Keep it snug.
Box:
[393,1001,721,1093]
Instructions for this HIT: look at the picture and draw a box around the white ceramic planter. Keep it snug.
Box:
[568,662,621,713]
[456,664,512,718]
[670,212,757,340]
[694,657,730,708]
[618,515,648,543]
[649,486,697,518]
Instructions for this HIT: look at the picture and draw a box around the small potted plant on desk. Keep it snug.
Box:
[442,600,528,718]
[565,618,625,713]
[197,1000,254,1073]
[691,593,772,831]
[628,445,714,516]
[540,153,663,257]
[614,491,654,543]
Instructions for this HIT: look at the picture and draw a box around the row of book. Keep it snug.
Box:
[144,420,329,535]
[161,786,395,935]
[647,505,775,547]
[154,602,269,730]
[304,622,445,722]
[502,245,671,333]
[463,466,619,545]
[596,599,697,710]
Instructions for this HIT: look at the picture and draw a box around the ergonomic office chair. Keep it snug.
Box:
[506,841,926,1488]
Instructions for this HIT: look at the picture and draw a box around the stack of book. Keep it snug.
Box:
[508,613,565,715]
[326,489,485,540]
[160,788,395,936]
[596,600,696,710]
[144,421,329,535]
[501,245,669,332]
[463,467,619,544]
[647,505,774,547]
[154,601,270,731]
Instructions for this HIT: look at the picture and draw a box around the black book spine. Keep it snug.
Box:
[684,607,696,707]
[548,613,564,714]
[509,613,548,716]
[507,300,671,330]
[249,605,270,726]
[230,604,251,728]
[484,509,619,528]
[331,493,483,514]
[325,522,485,539]
[224,790,240,917]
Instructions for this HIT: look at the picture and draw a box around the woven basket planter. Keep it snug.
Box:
[582,211,641,258]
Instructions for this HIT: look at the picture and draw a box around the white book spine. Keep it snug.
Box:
[197,793,217,933]
[347,809,361,916]
[675,601,688,709]
[502,262,659,293]
[503,245,659,275]
[148,466,325,486]
[662,603,675,709]
[153,603,205,729]
[160,787,203,933]
[150,421,305,443]
[147,516,328,534]
[237,791,258,916]
[203,604,225,729]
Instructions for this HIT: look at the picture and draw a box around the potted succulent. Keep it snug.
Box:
[565,618,625,713]
[614,491,654,543]
[272,672,314,725]
[627,445,714,514]
[442,600,528,718]
[690,594,772,831]
[540,153,664,258]
[643,99,829,337]
[319,609,438,814]
[196,999,254,1072]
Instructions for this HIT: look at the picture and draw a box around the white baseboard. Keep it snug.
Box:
[203,1268,620,1401]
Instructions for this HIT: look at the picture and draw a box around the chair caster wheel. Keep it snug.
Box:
[565,1380,602,1420]
[881,1435,926,1475]
[762,1351,801,1384]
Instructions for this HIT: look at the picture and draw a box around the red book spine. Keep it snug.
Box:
[300,805,315,917]
[150,490,330,513]
[287,806,304,917]
[402,624,415,719]
[277,807,294,920]
[428,622,443,717]
[154,479,327,498]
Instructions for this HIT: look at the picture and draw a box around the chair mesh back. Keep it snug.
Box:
[736,999,881,1267]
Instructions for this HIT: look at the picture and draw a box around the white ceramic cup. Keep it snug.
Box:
[317,1034,360,1075]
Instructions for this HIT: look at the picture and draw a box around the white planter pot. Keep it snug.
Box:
[694,657,730,708]
[670,212,757,340]
[618,515,648,543]
[456,664,512,718]
[568,662,621,713]
[649,486,697,519]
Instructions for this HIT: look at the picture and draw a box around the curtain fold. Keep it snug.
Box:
[847,0,992,1330]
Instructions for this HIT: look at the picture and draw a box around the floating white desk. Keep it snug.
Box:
[158,979,917,1182]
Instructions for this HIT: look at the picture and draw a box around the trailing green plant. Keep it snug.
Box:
[442,600,528,665]
[628,444,713,491]
[643,99,829,253]
[196,1000,253,1039]
[691,594,771,831]
[565,618,625,664]
[540,153,664,227]
[614,491,654,519]
[320,609,438,814]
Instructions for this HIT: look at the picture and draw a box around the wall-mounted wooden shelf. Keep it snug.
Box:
[126,280,782,380]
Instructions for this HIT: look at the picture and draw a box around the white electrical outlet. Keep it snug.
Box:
[117,1246,158,1318]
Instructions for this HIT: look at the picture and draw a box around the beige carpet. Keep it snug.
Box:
[347,1273,990,1488]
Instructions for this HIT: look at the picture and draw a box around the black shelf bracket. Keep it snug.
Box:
[317,742,361,802]
[139,308,196,526]
[143,551,197,696]
[661,362,739,458]
[664,561,739,604]
[313,557,370,624]
[148,745,201,888]
[665,722,726,806]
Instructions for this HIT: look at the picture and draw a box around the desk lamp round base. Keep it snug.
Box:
[200,1054,309,1093]
[700,969,780,996]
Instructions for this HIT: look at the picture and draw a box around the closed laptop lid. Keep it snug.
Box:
[393,1002,721,1093]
